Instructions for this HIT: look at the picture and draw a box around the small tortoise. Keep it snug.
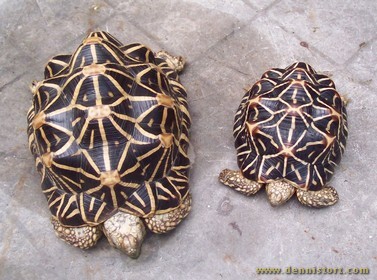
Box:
[219,62,348,207]
[27,31,191,257]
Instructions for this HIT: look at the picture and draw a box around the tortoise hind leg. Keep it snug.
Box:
[219,169,263,196]
[145,193,192,234]
[51,217,102,249]
[296,186,339,208]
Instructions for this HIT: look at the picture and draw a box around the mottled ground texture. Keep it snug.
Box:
[0,1,376,279]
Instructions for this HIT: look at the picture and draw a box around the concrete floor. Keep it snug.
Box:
[0,0,376,279]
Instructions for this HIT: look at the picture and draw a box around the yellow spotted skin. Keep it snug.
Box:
[219,62,347,208]
[27,31,191,256]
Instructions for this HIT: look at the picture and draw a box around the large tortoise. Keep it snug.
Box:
[27,31,191,258]
[219,62,348,207]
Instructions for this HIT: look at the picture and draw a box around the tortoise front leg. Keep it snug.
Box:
[296,186,339,208]
[219,169,263,196]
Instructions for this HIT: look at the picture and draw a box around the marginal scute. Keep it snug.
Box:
[157,94,174,107]
[159,133,174,148]
[41,152,53,168]
[32,112,46,129]
[83,37,103,45]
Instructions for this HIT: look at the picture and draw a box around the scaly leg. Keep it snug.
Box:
[296,186,339,208]
[51,217,102,249]
[219,169,263,196]
[145,193,192,234]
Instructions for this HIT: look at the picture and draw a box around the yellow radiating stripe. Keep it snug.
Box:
[90,45,98,64]
[71,117,81,127]
[305,164,311,188]
[51,58,69,67]
[68,45,85,74]
[52,161,99,181]
[117,141,131,171]
[60,195,77,217]
[134,123,159,140]
[157,195,170,201]
[257,138,267,151]
[76,118,90,144]
[102,44,123,65]
[81,149,101,174]
[94,203,106,223]
[150,148,168,180]
[156,181,175,198]
[39,128,51,150]
[314,165,324,186]
[61,175,81,189]
[265,165,275,176]
[160,107,168,133]
[120,191,128,200]
[257,130,280,149]
[111,111,136,122]
[89,197,95,212]
[146,183,156,214]
[48,195,62,207]
[162,148,172,177]
[42,186,58,194]
[124,202,145,216]
[46,105,73,117]
[53,136,75,156]
[79,194,87,222]
[62,73,84,104]
[136,144,161,161]
[108,117,133,140]
[98,119,111,171]
[110,188,118,208]
[55,194,66,217]
[46,122,73,136]
[92,76,102,106]
[128,95,159,102]
[118,181,139,188]
[66,209,80,219]
[123,44,146,56]
[89,130,95,149]
[292,164,303,181]
[132,192,146,208]
[243,156,258,175]
[283,156,288,177]
[49,169,77,194]
[287,116,296,143]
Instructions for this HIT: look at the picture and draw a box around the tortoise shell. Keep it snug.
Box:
[27,31,191,227]
[234,62,348,191]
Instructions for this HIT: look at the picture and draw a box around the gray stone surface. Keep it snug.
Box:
[0,0,376,279]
